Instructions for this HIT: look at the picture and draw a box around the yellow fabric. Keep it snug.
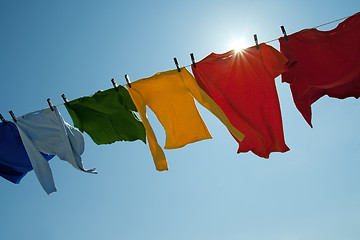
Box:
[127,68,244,171]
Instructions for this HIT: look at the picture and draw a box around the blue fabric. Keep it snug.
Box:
[0,121,54,184]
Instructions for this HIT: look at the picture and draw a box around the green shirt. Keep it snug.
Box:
[65,86,146,145]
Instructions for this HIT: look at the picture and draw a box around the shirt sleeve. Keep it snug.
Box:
[15,124,57,194]
[64,100,84,132]
[182,68,245,143]
[127,85,168,171]
[119,85,138,112]
[261,43,288,79]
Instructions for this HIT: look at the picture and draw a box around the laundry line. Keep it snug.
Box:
[182,12,359,68]
[5,11,360,116]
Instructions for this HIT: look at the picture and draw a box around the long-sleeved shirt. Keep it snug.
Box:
[127,68,245,171]
[15,107,96,194]
[0,121,54,184]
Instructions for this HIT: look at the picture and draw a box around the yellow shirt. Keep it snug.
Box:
[127,68,244,171]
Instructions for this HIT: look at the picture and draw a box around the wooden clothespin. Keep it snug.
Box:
[190,53,196,68]
[254,34,259,50]
[9,110,16,122]
[61,94,69,106]
[125,74,132,88]
[0,114,6,123]
[111,78,119,91]
[280,26,288,41]
[47,98,54,111]
[174,58,181,72]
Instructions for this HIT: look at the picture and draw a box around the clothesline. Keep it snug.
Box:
[183,12,359,67]
[43,12,360,109]
[3,10,360,194]
[263,13,357,45]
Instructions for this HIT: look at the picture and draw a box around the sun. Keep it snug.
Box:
[229,38,247,52]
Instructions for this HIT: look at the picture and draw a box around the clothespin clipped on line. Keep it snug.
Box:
[61,94,69,106]
[280,26,288,41]
[125,74,132,88]
[174,58,181,72]
[111,78,119,91]
[47,98,54,111]
[254,34,259,50]
[9,110,16,122]
[0,114,6,123]
[190,53,196,68]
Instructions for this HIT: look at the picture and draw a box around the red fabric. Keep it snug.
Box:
[279,13,360,127]
[191,43,289,158]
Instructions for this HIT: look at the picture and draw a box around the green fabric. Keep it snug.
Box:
[65,86,146,145]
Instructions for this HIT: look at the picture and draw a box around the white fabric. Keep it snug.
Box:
[16,126,57,194]
[15,107,96,194]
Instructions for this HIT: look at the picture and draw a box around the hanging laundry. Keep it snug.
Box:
[0,121,54,184]
[192,44,289,158]
[279,12,360,127]
[127,68,245,171]
[65,86,146,145]
[15,107,96,194]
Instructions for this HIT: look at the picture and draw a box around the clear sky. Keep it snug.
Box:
[1,1,360,239]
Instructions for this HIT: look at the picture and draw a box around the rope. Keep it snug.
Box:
[45,12,360,108]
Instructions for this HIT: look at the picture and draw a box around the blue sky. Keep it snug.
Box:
[1,1,360,239]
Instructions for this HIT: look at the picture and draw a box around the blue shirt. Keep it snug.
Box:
[0,121,54,184]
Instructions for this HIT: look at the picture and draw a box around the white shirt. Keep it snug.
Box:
[15,106,96,194]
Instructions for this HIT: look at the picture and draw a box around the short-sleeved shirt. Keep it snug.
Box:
[192,43,289,158]
[279,12,360,127]
[65,86,146,145]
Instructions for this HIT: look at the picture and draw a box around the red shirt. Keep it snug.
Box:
[279,13,360,127]
[192,43,289,158]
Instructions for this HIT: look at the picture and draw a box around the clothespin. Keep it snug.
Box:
[111,78,119,91]
[190,53,196,68]
[125,74,132,88]
[61,94,69,106]
[47,98,54,111]
[173,58,181,72]
[280,26,288,41]
[9,110,16,122]
[254,34,259,50]
[0,114,6,123]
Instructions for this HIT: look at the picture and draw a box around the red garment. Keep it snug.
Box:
[192,43,289,158]
[279,12,360,127]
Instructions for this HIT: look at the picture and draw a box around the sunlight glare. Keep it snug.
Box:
[230,38,247,52]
